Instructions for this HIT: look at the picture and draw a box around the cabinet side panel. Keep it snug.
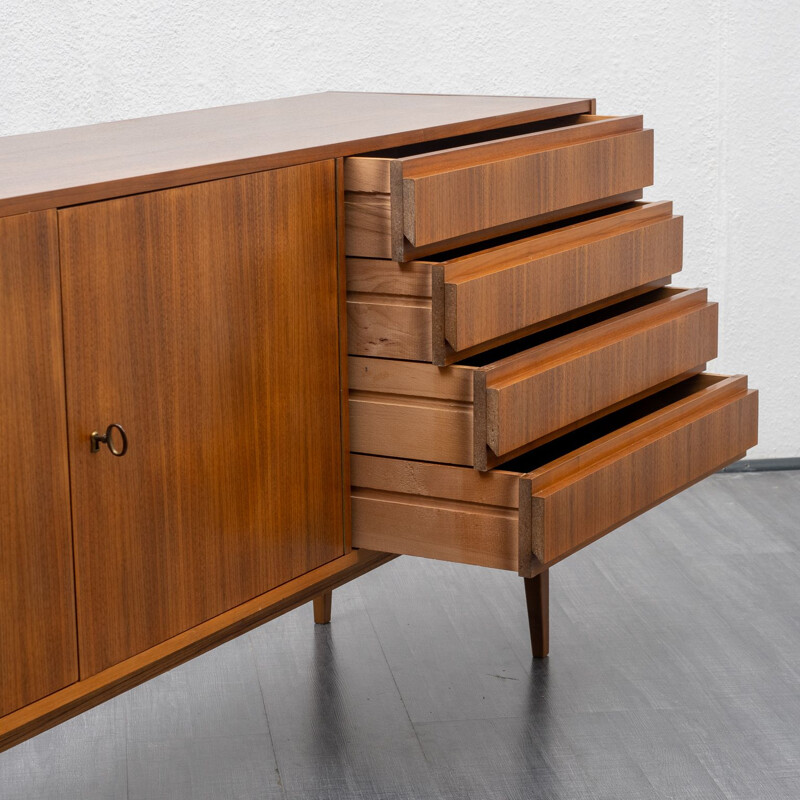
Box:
[59,162,345,677]
[335,158,352,552]
[0,210,78,716]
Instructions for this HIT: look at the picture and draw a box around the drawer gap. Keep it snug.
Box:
[352,487,518,517]
[347,292,431,307]
[350,390,472,411]
[358,115,585,158]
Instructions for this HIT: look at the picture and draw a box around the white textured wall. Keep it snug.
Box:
[2,1,797,457]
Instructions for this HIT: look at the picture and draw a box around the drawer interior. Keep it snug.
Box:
[504,373,732,474]
[357,114,590,158]
[360,114,632,160]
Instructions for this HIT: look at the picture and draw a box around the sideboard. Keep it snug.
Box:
[0,92,758,752]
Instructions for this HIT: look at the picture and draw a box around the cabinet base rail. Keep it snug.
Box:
[0,549,394,754]
[1,547,554,752]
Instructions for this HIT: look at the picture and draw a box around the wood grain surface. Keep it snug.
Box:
[3,472,791,797]
[0,93,592,218]
[58,162,346,677]
[334,159,353,553]
[441,201,683,354]
[346,257,433,361]
[348,355,476,465]
[312,591,333,624]
[398,114,642,177]
[351,455,521,571]
[345,182,645,262]
[480,287,718,459]
[0,211,78,717]
[349,288,718,470]
[349,393,474,465]
[345,201,682,364]
[524,571,549,658]
[401,117,653,248]
[351,375,758,576]
[522,375,759,565]
[344,117,652,261]
[348,355,475,400]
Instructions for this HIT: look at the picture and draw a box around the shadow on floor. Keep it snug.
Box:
[1,472,799,799]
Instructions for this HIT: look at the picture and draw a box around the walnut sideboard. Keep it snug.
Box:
[0,92,758,751]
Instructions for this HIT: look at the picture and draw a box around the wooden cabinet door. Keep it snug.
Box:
[59,162,346,677]
[0,211,78,716]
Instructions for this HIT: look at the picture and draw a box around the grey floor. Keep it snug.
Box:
[1,471,799,800]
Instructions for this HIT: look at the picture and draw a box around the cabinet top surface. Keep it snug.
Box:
[0,91,592,218]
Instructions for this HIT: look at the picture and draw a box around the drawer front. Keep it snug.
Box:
[521,376,759,567]
[476,288,718,466]
[404,127,654,249]
[349,288,719,471]
[440,202,683,358]
[352,374,758,575]
[346,202,683,366]
[345,115,654,261]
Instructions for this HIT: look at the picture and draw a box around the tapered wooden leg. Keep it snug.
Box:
[312,590,332,624]
[524,570,549,658]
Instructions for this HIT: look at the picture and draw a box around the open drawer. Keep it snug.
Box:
[347,201,683,364]
[344,114,654,261]
[351,374,758,575]
[349,286,718,470]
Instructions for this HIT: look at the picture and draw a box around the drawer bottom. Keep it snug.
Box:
[352,373,758,575]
